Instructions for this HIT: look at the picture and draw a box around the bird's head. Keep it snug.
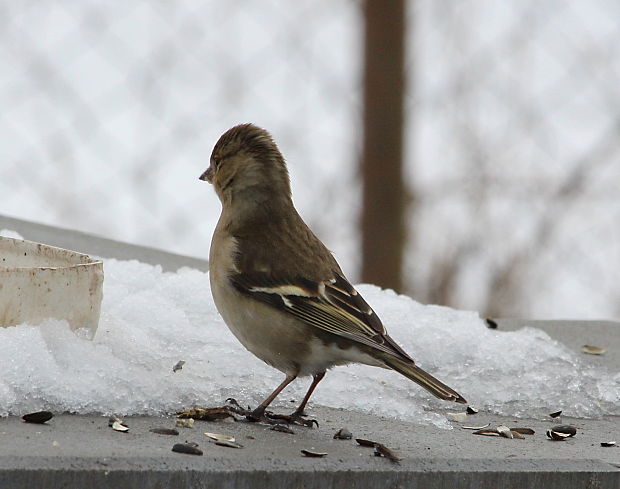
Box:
[200,123,291,206]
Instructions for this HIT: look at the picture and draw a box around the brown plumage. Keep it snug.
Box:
[200,123,466,424]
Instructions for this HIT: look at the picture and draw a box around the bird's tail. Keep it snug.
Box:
[383,357,467,404]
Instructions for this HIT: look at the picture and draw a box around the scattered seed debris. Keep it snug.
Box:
[462,423,491,430]
[549,410,562,418]
[581,345,606,355]
[356,438,378,447]
[472,425,534,439]
[374,443,401,464]
[111,421,129,433]
[271,424,294,434]
[551,425,576,436]
[466,406,479,415]
[600,441,616,447]
[301,449,327,458]
[333,428,352,440]
[172,360,186,373]
[446,412,468,422]
[547,425,576,441]
[22,411,53,424]
[214,440,244,449]
[176,418,195,429]
[497,425,513,439]
[108,415,126,427]
[547,430,571,441]
[355,438,401,463]
[172,443,203,456]
[177,407,236,421]
[485,318,498,329]
[150,428,179,436]
[204,432,235,442]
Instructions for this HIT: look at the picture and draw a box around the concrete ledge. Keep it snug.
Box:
[1,459,617,489]
[1,411,619,489]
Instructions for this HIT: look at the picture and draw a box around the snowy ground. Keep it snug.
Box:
[2,230,618,428]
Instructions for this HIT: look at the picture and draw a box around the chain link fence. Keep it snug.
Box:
[409,0,620,319]
[1,0,619,319]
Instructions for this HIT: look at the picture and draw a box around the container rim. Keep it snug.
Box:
[0,235,102,270]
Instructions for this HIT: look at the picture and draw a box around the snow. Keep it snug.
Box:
[1,231,618,428]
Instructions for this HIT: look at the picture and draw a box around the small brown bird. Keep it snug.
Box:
[200,123,466,424]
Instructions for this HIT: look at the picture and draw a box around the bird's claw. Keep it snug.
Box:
[178,401,318,428]
[262,411,319,428]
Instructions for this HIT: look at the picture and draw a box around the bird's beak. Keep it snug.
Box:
[199,167,213,183]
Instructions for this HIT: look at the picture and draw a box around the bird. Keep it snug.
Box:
[199,123,466,425]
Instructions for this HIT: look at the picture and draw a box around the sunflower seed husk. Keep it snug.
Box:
[108,415,123,427]
[214,440,244,449]
[333,428,353,440]
[549,410,562,418]
[547,429,571,441]
[22,411,53,424]
[175,418,195,428]
[271,424,294,434]
[446,412,468,422]
[473,428,499,436]
[111,421,129,432]
[301,449,327,458]
[510,430,526,439]
[510,427,535,435]
[356,438,378,447]
[600,441,616,447]
[150,428,179,435]
[374,443,401,464]
[172,360,186,373]
[462,423,491,430]
[204,432,235,442]
[466,406,479,414]
[550,425,577,437]
[172,443,203,455]
[581,345,606,355]
[497,425,513,439]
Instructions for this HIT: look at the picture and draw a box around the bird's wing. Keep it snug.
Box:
[229,272,413,361]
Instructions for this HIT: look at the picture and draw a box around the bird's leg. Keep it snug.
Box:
[266,372,325,427]
[176,376,296,422]
[178,373,322,427]
[293,372,325,417]
[247,374,297,422]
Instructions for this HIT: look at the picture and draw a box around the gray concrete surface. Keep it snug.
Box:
[0,214,208,272]
[1,214,619,488]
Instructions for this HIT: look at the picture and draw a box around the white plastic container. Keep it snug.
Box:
[0,236,103,338]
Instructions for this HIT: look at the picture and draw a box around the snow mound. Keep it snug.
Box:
[1,250,618,428]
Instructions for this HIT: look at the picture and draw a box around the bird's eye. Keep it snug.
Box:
[212,157,222,168]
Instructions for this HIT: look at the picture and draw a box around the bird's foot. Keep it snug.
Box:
[177,400,317,427]
[244,406,317,427]
[264,411,319,428]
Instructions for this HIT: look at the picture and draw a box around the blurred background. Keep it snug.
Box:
[1,0,619,320]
